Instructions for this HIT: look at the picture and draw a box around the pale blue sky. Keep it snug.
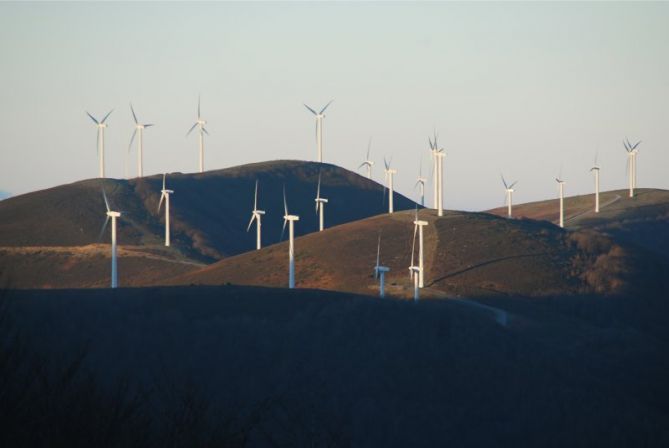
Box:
[1,2,667,210]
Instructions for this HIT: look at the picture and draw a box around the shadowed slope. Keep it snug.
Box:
[0,160,416,262]
[488,188,669,261]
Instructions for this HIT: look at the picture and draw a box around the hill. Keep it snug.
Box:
[488,188,669,261]
[4,285,669,446]
[0,160,417,261]
[169,208,665,299]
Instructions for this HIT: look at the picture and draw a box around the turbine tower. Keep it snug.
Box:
[99,187,121,288]
[590,154,600,213]
[501,175,518,218]
[246,180,265,250]
[358,138,374,179]
[624,138,641,198]
[157,174,174,247]
[128,104,154,178]
[86,109,113,178]
[415,159,427,207]
[314,173,328,232]
[187,96,209,173]
[304,100,333,163]
[373,234,390,298]
[384,158,397,214]
[412,208,429,288]
[409,219,422,301]
[282,186,300,288]
[555,176,566,228]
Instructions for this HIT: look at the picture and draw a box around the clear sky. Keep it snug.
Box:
[1,1,667,211]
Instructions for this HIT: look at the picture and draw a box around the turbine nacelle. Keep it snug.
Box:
[284,215,300,222]
[254,210,266,216]
[106,211,121,218]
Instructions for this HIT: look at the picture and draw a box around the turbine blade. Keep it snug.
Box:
[144,123,155,128]
[102,187,110,212]
[316,173,321,200]
[128,129,137,153]
[501,174,508,189]
[283,185,288,216]
[202,127,209,136]
[98,215,110,241]
[246,213,255,232]
[101,109,113,124]
[86,111,99,125]
[130,103,138,124]
[162,173,166,190]
[410,223,417,268]
[304,104,317,115]
[319,99,334,114]
[254,180,258,210]
[509,180,518,189]
[186,122,198,136]
[632,140,641,150]
[158,192,165,212]
[281,218,287,241]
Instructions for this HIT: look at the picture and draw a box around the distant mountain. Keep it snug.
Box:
[0,160,417,262]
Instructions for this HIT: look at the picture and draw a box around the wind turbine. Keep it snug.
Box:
[314,173,328,232]
[408,213,422,301]
[590,153,600,213]
[415,159,427,207]
[157,174,174,247]
[429,133,445,217]
[86,109,113,178]
[99,187,121,288]
[412,208,429,288]
[624,138,641,198]
[373,234,390,298]
[358,138,374,179]
[187,96,209,173]
[246,180,265,250]
[128,104,154,178]
[501,175,518,218]
[384,157,397,214]
[555,174,566,228]
[304,100,333,163]
[282,186,300,288]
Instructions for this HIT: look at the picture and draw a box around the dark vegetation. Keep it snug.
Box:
[3,285,669,447]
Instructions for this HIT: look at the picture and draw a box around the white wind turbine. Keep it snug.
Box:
[408,214,422,301]
[282,186,300,289]
[187,96,209,173]
[99,187,122,288]
[412,208,429,288]
[590,153,600,213]
[314,173,328,232]
[358,138,374,179]
[304,100,333,163]
[624,138,641,198]
[555,174,566,228]
[384,157,397,214]
[415,159,427,207]
[157,174,174,247]
[429,133,445,217]
[373,234,390,298]
[128,104,154,178]
[86,109,113,178]
[501,175,518,218]
[246,180,265,250]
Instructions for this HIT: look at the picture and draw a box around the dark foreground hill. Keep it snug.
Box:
[170,208,667,299]
[3,285,669,447]
[488,188,669,262]
[0,160,417,261]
